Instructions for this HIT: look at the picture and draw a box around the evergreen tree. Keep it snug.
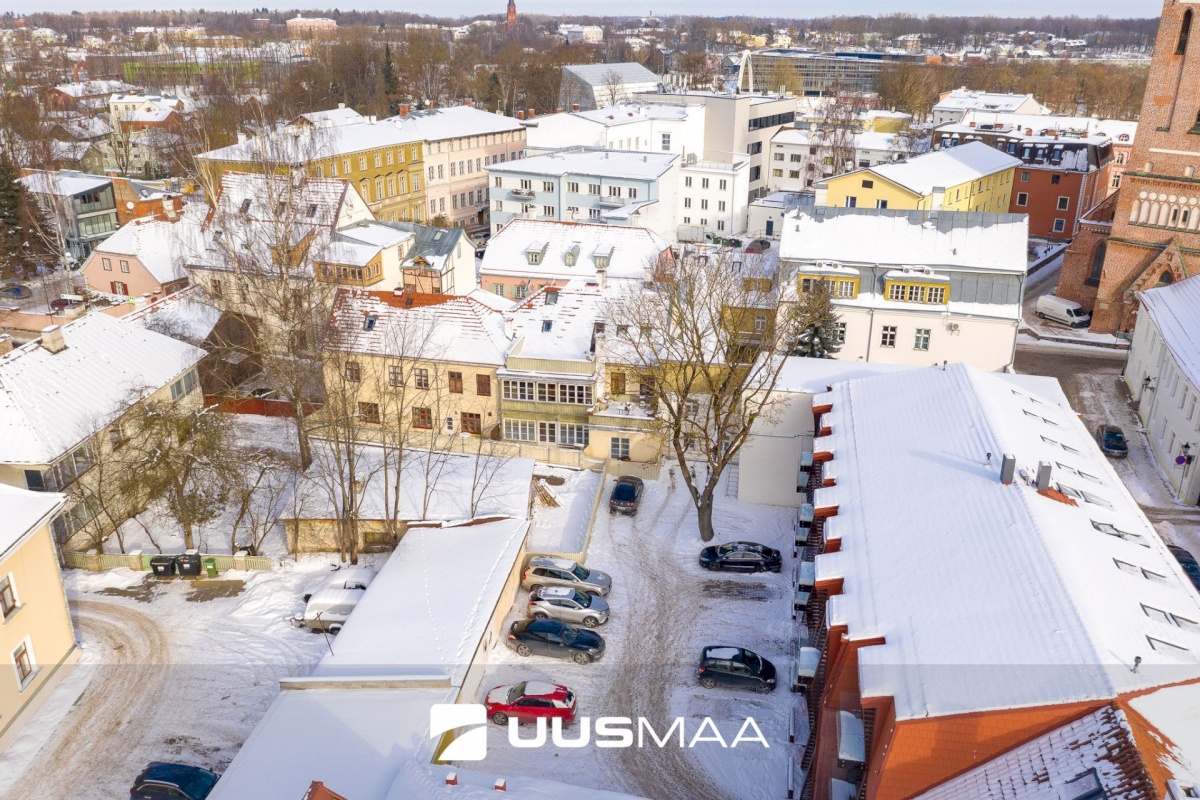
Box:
[792,279,842,359]
[382,41,400,107]
[0,154,30,281]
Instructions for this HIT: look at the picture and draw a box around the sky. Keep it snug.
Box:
[20,0,1167,17]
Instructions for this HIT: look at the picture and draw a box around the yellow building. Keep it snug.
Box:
[818,141,1019,213]
[0,486,78,753]
[195,120,427,224]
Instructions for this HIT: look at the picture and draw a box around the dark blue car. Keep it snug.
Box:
[131,762,220,800]
[1168,545,1200,592]
[1096,425,1128,458]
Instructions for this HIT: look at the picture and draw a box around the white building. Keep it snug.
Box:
[487,148,679,241]
[766,127,917,193]
[932,88,1051,126]
[747,191,810,239]
[780,207,1027,370]
[559,63,660,111]
[561,24,604,44]
[1125,274,1200,506]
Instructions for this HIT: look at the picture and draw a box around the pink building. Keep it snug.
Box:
[80,212,201,300]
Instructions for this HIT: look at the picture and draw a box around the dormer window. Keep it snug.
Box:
[564,243,580,267]
[528,252,542,265]
[595,256,609,269]
[545,290,559,305]
[308,204,318,218]
[239,198,252,214]
[363,313,377,332]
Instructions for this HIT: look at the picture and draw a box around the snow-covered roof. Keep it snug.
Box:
[1137,274,1200,392]
[934,89,1046,114]
[311,519,529,684]
[569,103,691,127]
[52,79,137,98]
[19,170,110,198]
[387,105,525,141]
[466,289,517,312]
[90,210,203,284]
[492,148,677,181]
[781,207,1027,272]
[330,291,509,366]
[506,282,605,363]
[1126,679,1200,785]
[563,62,659,87]
[54,116,112,140]
[812,364,1200,721]
[120,286,221,347]
[0,313,206,465]
[864,141,1021,195]
[0,484,67,559]
[209,687,644,800]
[913,704,1158,799]
[482,220,668,283]
[296,106,365,126]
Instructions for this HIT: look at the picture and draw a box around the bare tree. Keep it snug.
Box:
[600,69,628,107]
[605,248,801,541]
[227,448,295,555]
[467,436,512,517]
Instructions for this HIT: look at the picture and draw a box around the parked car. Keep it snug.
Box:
[1095,425,1129,458]
[609,476,644,514]
[1035,295,1091,328]
[696,646,777,693]
[506,618,605,664]
[131,762,220,800]
[303,566,375,602]
[49,297,79,311]
[529,585,610,627]
[521,556,611,597]
[1168,545,1200,592]
[484,680,577,725]
[300,587,365,633]
[0,284,31,299]
[699,541,783,573]
[744,239,771,254]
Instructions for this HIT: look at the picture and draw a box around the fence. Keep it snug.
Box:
[203,394,323,418]
[60,550,273,573]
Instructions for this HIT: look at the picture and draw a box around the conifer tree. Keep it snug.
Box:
[793,279,842,359]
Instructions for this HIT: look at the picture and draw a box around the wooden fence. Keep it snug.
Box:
[61,550,273,573]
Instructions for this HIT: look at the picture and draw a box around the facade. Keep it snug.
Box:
[487,148,679,240]
[286,15,337,38]
[780,207,1027,370]
[747,191,812,239]
[739,50,905,97]
[932,118,1114,239]
[788,363,1200,799]
[767,128,914,193]
[817,142,1019,213]
[1055,0,1200,333]
[0,486,78,755]
[19,170,119,263]
[558,63,660,111]
[390,222,478,296]
[1124,274,1200,506]
[931,88,1050,125]
[480,219,671,299]
[0,315,205,548]
[80,211,200,299]
[632,89,798,200]
[393,106,526,236]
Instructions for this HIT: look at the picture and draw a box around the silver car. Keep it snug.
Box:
[528,586,610,628]
[521,556,612,597]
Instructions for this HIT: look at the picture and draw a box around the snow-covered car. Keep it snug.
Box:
[484,681,577,725]
[528,586,609,627]
[300,587,365,634]
[521,556,611,597]
[303,566,375,602]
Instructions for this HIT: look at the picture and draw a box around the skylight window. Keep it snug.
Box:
[1091,520,1147,547]
[1058,483,1112,509]
[1115,559,1169,583]
[1148,636,1195,662]
[1058,463,1101,484]
[1143,605,1200,634]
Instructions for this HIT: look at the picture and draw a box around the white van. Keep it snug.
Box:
[1036,294,1091,328]
[301,587,365,633]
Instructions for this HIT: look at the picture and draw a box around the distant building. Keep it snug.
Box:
[559,63,660,111]
[931,87,1050,125]
[286,15,337,39]
[506,0,517,26]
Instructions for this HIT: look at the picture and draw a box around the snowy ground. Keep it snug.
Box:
[463,469,804,800]
[0,556,381,800]
[527,467,602,554]
[1017,255,1128,348]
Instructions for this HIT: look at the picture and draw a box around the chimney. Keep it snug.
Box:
[596,263,608,290]
[0,334,12,356]
[968,121,975,128]
[40,325,67,354]
[516,110,526,121]
[338,102,346,109]
[572,103,581,112]
[1000,454,1016,485]
[399,103,410,118]
[526,107,535,119]
[1024,128,1033,136]
[1035,461,1052,492]
[503,317,514,338]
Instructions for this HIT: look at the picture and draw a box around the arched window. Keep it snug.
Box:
[1178,9,1192,55]
[1087,241,1106,285]
[1157,272,1175,286]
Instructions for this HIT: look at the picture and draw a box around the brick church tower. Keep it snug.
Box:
[506,0,517,26]
[1058,0,1200,333]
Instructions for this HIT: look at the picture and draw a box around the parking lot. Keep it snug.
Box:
[470,470,803,800]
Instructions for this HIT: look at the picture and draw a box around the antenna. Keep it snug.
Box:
[1131,656,1142,673]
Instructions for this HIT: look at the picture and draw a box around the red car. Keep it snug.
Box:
[483,681,576,725]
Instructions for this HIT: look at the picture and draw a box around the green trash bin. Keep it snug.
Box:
[203,558,218,578]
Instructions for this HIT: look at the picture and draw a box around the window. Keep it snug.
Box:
[1053,219,1066,233]
[0,576,16,619]
[1147,636,1193,661]
[773,169,784,178]
[567,181,579,193]
[861,179,874,188]
[449,371,463,393]
[1019,171,1030,182]
[412,407,433,429]
[608,186,621,197]
[1179,8,1192,54]
[13,640,33,687]
[610,371,626,396]
[414,368,430,390]
[588,184,600,195]
[542,205,555,217]
[1016,192,1028,207]
[102,257,111,271]
[702,178,710,189]
[538,421,557,443]
[684,197,692,209]
[880,326,897,348]
[844,197,857,208]
[503,380,535,400]
[388,364,403,387]
[345,362,361,382]
[561,424,589,447]
[542,181,554,192]
[1050,174,1061,185]
[754,314,766,332]
[358,402,380,424]
[914,328,930,351]
[834,322,846,345]
[1057,196,1070,211]
[120,260,130,273]
[461,412,482,435]
[876,199,888,209]
[504,419,536,441]
[493,176,501,187]
[684,176,693,188]
[610,437,631,459]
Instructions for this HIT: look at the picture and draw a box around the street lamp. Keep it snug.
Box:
[1142,376,1156,392]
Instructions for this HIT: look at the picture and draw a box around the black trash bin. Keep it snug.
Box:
[149,555,177,577]
[176,551,202,577]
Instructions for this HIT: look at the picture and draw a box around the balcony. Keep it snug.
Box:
[598,197,625,209]
[509,187,535,200]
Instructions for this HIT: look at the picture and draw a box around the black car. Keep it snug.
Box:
[696,646,777,693]
[1168,545,1200,592]
[1096,425,1129,458]
[131,762,220,800]
[699,541,782,573]
[609,476,644,514]
[506,618,605,664]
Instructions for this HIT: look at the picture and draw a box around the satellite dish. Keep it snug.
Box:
[126,201,135,210]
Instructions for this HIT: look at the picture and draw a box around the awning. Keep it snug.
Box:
[837,711,865,763]
[797,647,820,679]
[798,561,815,588]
